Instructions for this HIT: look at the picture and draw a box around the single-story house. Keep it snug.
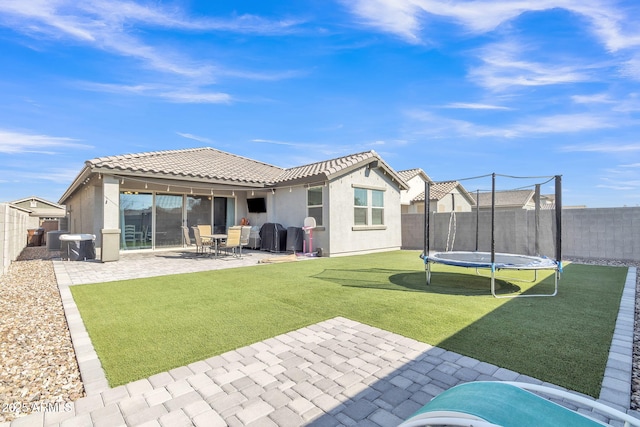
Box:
[58,147,409,260]
[10,196,67,246]
[398,169,475,213]
[10,196,67,229]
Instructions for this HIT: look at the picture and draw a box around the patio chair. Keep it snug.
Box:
[191,226,211,256]
[220,226,242,257]
[181,226,192,248]
[398,381,640,427]
[196,224,213,244]
[124,224,138,246]
[239,225,251,257]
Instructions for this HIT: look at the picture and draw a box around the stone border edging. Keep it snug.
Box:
[599,266,637,414]
[53,260,110,396]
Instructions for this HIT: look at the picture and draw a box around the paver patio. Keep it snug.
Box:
[2,250,637,427]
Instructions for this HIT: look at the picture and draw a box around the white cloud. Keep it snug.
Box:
[443,102,512,110]
[0,0,302,80]
[574,2,640,52]
[469,41,592,91]
[77,81,232,103]
[560,142,640,153]
[0,129,91,154]
[344,0,423,43]
[160,91,231,104]
[405,110,518,138]
[620,55,640,81]
[252,139,303,147]
[514,113,617,134]
[596,183,637,190]
[571,91,640,112]
[342,0,640,52]
[571,93,614,104]
[176,133,213,144]
[407,110,621,139]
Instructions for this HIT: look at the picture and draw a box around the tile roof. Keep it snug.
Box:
[412,181,469,202]
[275,150,401,184]
[471,189,535,208]
[88,147,284,184]
[81,147,407,189]
[397,168,432,183]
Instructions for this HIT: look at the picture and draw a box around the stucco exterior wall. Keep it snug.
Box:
[401,175,426,205]
[266,185,324,253]
[66,181,100,239]
[436,188,473,213]
[271,187,309,229]
[327,167,402,257]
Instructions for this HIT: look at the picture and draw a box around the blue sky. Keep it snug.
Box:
[1,1,639,207]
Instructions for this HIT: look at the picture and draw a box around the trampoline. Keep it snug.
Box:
[423,251,561,297]
[421,173,563,298]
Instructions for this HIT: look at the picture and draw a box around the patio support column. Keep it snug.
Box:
[101,175,121,262]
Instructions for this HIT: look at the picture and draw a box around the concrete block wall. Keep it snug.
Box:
[562,207,640,261]
[402,206,640,262]
[0,203,29,275]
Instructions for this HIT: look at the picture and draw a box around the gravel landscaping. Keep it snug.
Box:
[0,248,638,423]
[0,247,84,423]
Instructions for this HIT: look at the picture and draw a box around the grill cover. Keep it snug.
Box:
[259,223,287,252]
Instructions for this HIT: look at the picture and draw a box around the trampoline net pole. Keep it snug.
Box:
[535,184,541,256]
[424,181,431,285]
[475,189,479,252]
[424,180,430,258]
[491,173,496,266]
[555,175,562,268]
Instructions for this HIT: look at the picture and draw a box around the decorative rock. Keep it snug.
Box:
[0,247,85,423]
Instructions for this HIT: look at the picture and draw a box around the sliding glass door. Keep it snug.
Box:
[119,193,153,250]
[155,194,183,248]
[119,192,235,250]
[186,195,212,239]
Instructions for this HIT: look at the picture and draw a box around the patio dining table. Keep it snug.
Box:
[202,234,227,257]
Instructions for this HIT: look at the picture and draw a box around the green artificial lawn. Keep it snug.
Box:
[70,250,627,397]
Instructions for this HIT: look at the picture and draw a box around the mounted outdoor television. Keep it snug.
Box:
[247,197,267,213]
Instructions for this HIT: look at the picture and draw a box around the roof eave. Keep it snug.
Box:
[95,169,269,188]
[58,163,92,205]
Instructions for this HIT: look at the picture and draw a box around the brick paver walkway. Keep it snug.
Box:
[2,252,636,427]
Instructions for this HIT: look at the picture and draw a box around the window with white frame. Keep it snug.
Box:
[371,189,384,225]
[307,186,323,226]
[354,187,385,226]
[354,188,368,225]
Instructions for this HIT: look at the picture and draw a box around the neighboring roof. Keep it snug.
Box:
[397,168,433,184]
[9,196,66,218]
[412,181,475,204]
[472,189,535,208]
[60,147,408,203]
[10,196,65,210]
